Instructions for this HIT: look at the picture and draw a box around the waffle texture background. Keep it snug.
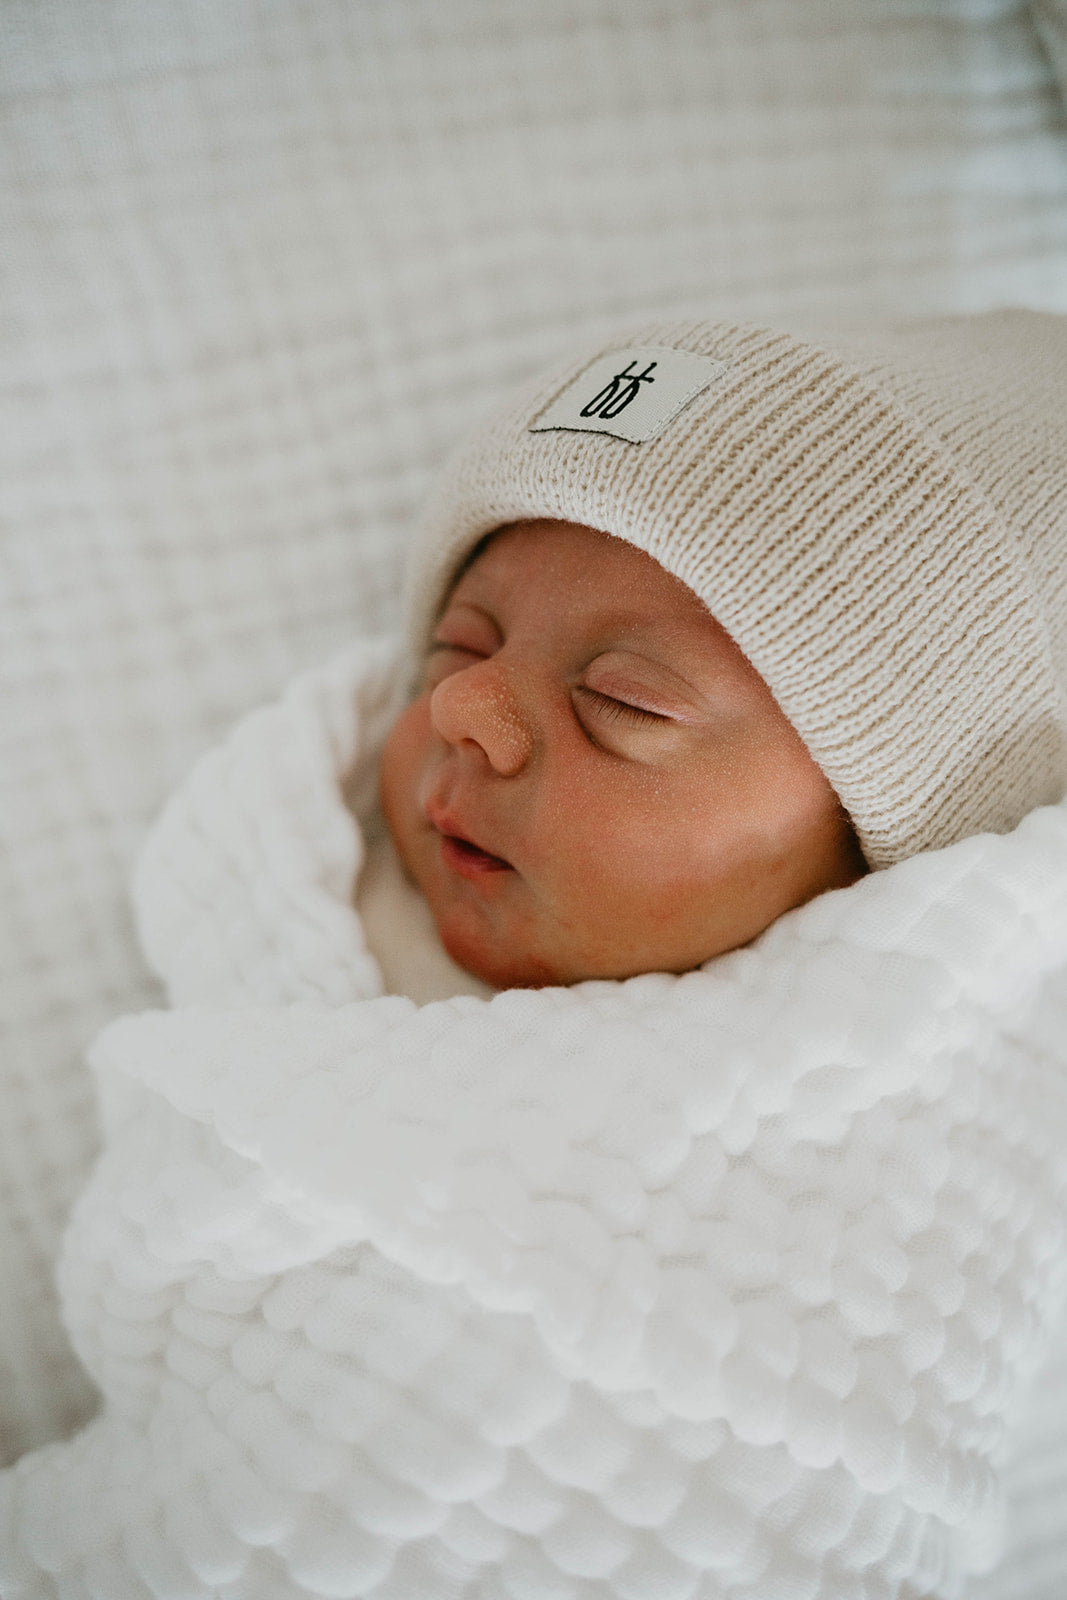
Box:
[3,0,1067,1588]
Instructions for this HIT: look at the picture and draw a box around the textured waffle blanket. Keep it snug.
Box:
[3,637,1067,1600]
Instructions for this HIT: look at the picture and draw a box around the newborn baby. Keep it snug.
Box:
[9,313,1065,1600]
[379,517,865,989]
[370,311,1065,999]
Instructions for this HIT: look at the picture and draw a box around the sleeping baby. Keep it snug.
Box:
[377,516,866,991]
[367,309,1066,999]
[5,312,1067,1600]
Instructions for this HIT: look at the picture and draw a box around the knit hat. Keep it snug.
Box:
[405,312,1067,868]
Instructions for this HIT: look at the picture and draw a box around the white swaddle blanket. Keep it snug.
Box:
[3,636,1067,1600]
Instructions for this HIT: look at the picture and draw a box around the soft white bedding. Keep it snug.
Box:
[3,637,1066,1598]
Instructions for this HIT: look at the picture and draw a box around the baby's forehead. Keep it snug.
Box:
[448,517,710,619]
[442,516,762,681]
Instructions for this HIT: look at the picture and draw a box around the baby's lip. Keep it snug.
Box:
[425,799,513,872]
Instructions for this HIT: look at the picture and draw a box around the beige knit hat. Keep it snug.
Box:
[405,312,1067,868]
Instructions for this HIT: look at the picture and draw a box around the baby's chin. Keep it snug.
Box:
[436,913,564,990]
[433,902,702,990]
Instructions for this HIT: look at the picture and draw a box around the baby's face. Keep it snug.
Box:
[379,520,865,988]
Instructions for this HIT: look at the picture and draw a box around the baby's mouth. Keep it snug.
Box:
[439,832,513,875]
[424,797,513,877]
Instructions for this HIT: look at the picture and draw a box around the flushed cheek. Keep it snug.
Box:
[545,798,741,947]
[529,805,666,926]
[379,701,437,860]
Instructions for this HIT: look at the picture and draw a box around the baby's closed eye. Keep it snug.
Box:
[573,685,670,729]
[571,682,695,759]
[423,642,483,689]
[424,602,502,682]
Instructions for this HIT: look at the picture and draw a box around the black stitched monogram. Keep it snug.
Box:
[579,360,657,419]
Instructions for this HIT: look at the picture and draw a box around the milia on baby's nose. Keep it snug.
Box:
[429,659,534,777]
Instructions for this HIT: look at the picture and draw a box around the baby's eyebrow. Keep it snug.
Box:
[434,600,501,632]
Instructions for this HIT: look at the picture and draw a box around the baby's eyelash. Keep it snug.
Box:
[428,641,483,659]
[422,641,483,688]
[578,687,668,728]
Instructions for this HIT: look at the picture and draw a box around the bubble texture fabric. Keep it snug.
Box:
[3,639,1067,1599]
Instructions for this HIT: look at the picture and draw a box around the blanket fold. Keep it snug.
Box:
[2,639,1066,1599]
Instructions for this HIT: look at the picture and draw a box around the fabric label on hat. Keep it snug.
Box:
[529,345,730,443]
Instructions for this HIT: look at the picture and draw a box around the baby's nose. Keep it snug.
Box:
[429,660,534,777]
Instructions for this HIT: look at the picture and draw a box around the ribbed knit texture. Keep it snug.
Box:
[407,312,1067,868]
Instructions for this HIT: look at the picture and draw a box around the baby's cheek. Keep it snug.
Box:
[378,699,432,853]
[548,788,668,916]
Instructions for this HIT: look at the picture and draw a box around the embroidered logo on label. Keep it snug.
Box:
[530,346,730,444]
